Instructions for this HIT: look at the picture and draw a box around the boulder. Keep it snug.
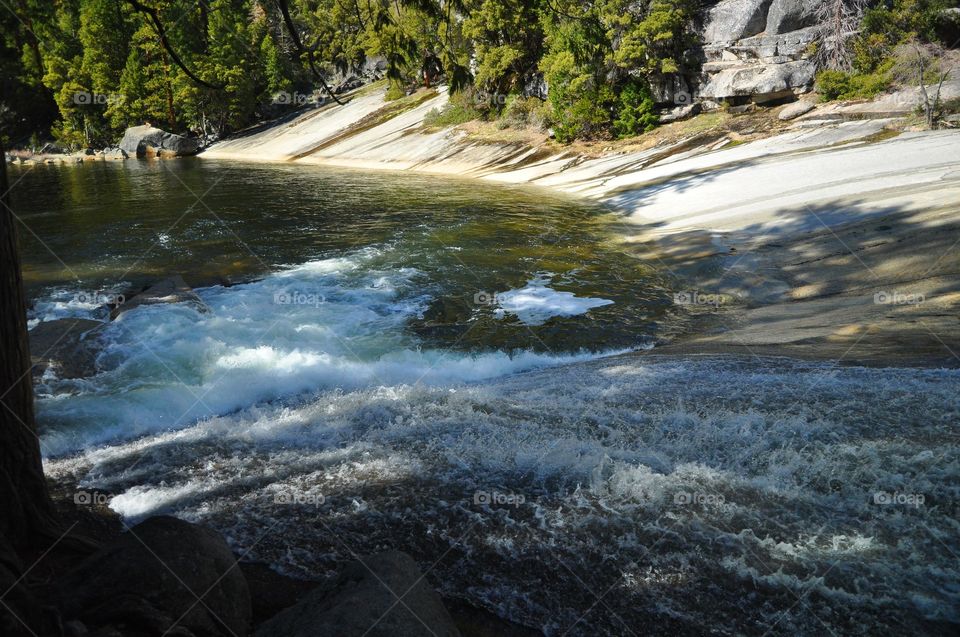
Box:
[699,59,815,101]
[703,0,774,43]
[255,550,460,637]
[361,56,388,79]
[55,516,251,637]
[119,125,199,158]
[30,318,105,380]
[778,99,816,120]
[334,75,364,94]
[660,103,702,123]
[240,562,317,626]
[1,532,66,637]
[113,275,209,318]
[765,0,820,35]
[103,147,128,160]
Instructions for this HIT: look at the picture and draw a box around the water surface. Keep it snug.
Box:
[14,160,958,635]
[12,159,670,452]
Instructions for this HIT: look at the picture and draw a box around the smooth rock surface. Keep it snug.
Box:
[778,99,816,120]
[703,0,773,42]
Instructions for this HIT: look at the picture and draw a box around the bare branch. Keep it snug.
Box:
[123,0,225,90]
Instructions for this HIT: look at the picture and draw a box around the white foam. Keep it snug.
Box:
[35,254,619,456]
[493,273,613,325]
[44,356,960,631]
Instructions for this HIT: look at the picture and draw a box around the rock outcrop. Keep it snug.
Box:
[55,516,251,637]
[255,550,460,637]
[29,317,104,380]
[778,98,816,120]
[703,0,774,43]
[112,275,209,318]
[119,125,200,158]
[765,0,820,33]
[696,0,819,103]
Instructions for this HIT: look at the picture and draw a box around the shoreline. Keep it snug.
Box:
[201,89,960,368]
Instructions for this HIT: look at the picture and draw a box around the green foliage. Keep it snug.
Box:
[538,0,700,141]
[385,82,408,101]
[816,63,894,100]
[819,0,957,103]
[422,90,483,128]
[462,0,545,96]
[498,95,551,130]
[613,81,658,138]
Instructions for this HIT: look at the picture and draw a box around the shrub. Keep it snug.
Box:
[498,95,550,130]
[422,90,482,129]
[385,82,407,101]
[613,81,658,138]
[816,65,892,101]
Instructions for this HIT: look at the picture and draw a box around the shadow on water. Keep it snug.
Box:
[17,160,960,635]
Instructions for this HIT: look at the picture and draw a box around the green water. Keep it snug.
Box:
[12,158,672,352]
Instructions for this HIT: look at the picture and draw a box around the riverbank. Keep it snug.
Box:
[204,85,960,366]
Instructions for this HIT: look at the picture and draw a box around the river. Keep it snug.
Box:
[10,159,959,635]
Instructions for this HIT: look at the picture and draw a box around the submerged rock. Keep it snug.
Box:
[55,516,250,637]
[30,318,104,380]
[255,550,460,637]
[113,275,209,318]
[119,125,199,158]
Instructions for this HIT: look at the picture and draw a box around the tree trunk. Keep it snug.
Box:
[0,140,58,546]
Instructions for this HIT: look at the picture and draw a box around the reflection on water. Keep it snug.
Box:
[14,159,672,353]
[14,159,678,453]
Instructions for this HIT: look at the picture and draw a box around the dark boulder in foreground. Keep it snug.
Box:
[55,516,250,637]
[0,532,58,637]
[119,125,199,158]
[255,550,460,637]
[29,317,104,380]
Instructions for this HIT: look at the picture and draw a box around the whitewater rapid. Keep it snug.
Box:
[34,248,622,456]
[44,350,960,635]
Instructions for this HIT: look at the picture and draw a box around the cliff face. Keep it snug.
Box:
[691,0,820,104]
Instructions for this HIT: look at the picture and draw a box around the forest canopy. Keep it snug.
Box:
[1,0,956,147]
[1,0,704,146]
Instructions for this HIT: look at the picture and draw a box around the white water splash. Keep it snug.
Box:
[494,273,613,325]
[45,355,960,634]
